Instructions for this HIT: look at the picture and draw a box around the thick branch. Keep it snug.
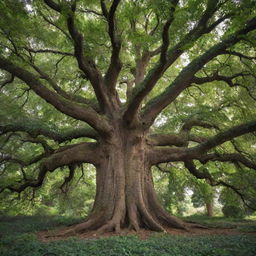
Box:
[31,63,99,110]
[123,0,179,125]
[0,57,111,135]
[149,120,256,164]
[190,120,256,154]
[147,134,186,147]
[124,0,229,126]
[149,147,188,165]
[44,0,61,12]
[0,120,99,142]
[103,0,122,94]
[0,142,99,193]
[44,0,110,113]
[142,17,256,127]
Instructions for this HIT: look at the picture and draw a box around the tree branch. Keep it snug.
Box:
[190,120,256,154]
[184,160,256,210]
[148,147,188,165]
[0,57,111,135]
[147,134,186,147]
[0,120,99,142]
[0,73,14,89]
[43,0,111,113]
[31,63,99,111]
[0,142,99,193]
[198,153,256,170]
[192,71,251,87]
[222,50,256,61]
[25,47,74,57]
[124,0,230,126]
[181,118,219,131]
[103,0,122,95]
[142,17,256,128]
[60,164,76,193]
[123,0,179,125]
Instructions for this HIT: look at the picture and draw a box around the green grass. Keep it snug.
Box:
[183,215,256,232]
[0,215,256,256]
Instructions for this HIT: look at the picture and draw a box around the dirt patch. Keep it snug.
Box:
[37,225,256,242]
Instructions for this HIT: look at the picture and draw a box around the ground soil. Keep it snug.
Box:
[37,225,256,242]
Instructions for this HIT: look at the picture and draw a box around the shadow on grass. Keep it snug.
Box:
[0,215,256,256]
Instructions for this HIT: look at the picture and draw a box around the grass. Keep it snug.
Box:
[0,215,256,256]
[183,215,256,232]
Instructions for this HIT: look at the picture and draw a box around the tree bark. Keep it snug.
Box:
[206,201,214,217]
[65,124,186,234]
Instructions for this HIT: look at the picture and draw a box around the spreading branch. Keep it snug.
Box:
[192,72,251,87]
[184,160,256,210]
[31,63,99,111]
[0,142,99,193]
[0,120,99,142]
[222,50,256,61]
[190,120,256,154]
[147,134,186,147]
[43,0,111,113]
[142,17,256,128]
[198,153,256,170]
[124,0,230,126]
[0,57,111,135]
[123,0,179,125]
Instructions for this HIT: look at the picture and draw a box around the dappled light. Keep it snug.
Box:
[0,1,256,255]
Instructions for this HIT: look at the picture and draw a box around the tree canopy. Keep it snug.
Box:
[0,0,256,233]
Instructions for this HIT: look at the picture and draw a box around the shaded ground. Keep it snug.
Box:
[1,215,256,256]
[37,224,256,242]
[36,215,256,242]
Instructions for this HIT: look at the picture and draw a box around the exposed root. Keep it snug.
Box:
[138,203,166,232]
[160,213,189,231]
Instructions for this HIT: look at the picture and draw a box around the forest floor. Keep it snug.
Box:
[36,214,256,241]
[1,215,256,256]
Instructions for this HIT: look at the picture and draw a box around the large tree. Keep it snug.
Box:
[0,0,256,233]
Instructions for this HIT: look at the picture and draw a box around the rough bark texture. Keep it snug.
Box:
[65,122,187,234]
[206,202,214,217]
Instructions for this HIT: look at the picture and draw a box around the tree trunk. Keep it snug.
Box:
[69,124,187,234]
[206,201,214,217]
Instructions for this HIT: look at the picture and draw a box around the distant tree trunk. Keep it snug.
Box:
[206,201,214,217]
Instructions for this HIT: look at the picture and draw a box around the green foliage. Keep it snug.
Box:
[222,205,245,218]
[1,216,256,256]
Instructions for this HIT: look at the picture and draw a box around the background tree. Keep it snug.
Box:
[0,0,256,234]
[191,180,215,217]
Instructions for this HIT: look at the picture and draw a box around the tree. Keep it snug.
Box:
[0,0,256,234]
[191,180,215,217]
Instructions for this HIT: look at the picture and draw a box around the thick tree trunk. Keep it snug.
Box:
[67,125,187,234]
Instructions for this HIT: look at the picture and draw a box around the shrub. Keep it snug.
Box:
[222,205,245,218]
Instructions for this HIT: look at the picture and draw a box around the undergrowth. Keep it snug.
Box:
[0,215,256,256]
